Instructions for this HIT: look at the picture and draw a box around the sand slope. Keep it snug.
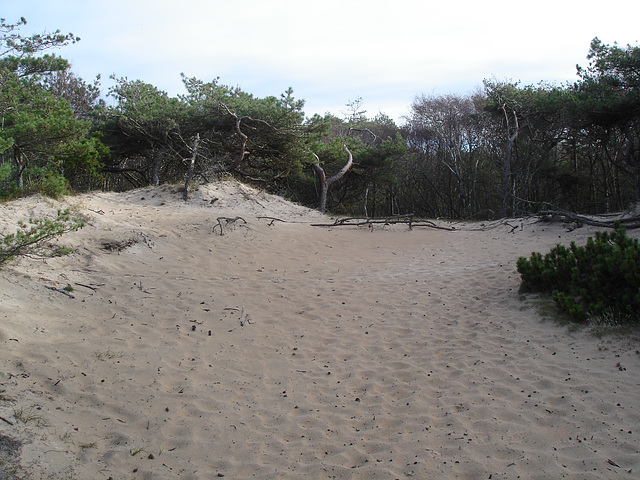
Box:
[1,181,639,479]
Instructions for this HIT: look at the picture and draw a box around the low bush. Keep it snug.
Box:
[0,165,71,200]
[516,225,640,323]
[0,209,84,266]
[38,170,71,199]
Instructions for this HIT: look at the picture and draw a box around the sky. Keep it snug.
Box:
[3,0,639,123]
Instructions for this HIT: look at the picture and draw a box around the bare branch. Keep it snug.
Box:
[218,102,279,174]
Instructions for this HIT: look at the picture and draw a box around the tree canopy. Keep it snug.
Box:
[1,17,105,197]
[2,18,639,219]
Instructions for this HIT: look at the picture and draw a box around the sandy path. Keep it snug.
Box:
[1,182,639,479]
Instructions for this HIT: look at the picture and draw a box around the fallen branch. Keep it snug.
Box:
[257,216,286,226]
[510,195,640,229]
[311,214,455,231]
[0,415,14,426]
[45,285,75,299]
[536,210,640,229]
[212,216,247,235]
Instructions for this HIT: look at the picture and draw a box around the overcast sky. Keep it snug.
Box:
[4,0,639,122]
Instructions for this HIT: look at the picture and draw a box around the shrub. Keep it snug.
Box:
[0,165,73,200]
[0,163,20,200]
[0,209,84,266]
[517,225,640,323]
[0,163,12,183]
[38,170,71,199]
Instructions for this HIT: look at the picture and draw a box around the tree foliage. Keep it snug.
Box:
[100,76,313,191]
[0,17,106,198]
[1,19,639,219]
[573,38,640,205]
[401,39,640,219]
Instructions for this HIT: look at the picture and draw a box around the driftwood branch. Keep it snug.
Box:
[310,208,640,233]
[257,216,287,226]
[536,210,640,229]
[240,306,254,326]
[0,415,14,426]
[507,195,640,229]
[212,216,247,235]
[75,282,101,291]
[311,214,455,231]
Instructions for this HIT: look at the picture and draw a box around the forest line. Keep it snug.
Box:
[1,17,639,219]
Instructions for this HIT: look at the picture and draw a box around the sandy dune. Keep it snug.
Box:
[1,181,639,479]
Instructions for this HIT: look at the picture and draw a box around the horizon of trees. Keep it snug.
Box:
[2,17,639,219]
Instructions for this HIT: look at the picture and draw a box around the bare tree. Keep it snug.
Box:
[406,94,483,218]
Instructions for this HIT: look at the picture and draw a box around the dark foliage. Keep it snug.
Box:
[517,225,640,323]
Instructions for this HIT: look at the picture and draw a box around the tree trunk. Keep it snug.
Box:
[500,106,519,217]
[11,146,27,190]
[624,126,640,204]
[151,150,164,186]
[312,145,353,213]
[183,133,200,201]
[311,160,328,213]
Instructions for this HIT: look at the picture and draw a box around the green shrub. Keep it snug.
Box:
[0,209,84,266]
[0,163,19,200]
[517,225,640,323]
[0,163,12,183]
[0,165,71,200]
[38,170,71,199]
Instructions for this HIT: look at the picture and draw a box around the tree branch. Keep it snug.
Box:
[218,102,279,173]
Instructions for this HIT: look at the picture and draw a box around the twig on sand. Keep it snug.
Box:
[212,216,247,235]
[0,415,14,426]
[257,216,286,226]
[505,222,520,233]
[227,306,254,331]
[240,306,254,326]
[45,285,75,299]
[75,282,101,291]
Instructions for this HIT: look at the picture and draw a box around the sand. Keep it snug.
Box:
[1,181,639,479]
